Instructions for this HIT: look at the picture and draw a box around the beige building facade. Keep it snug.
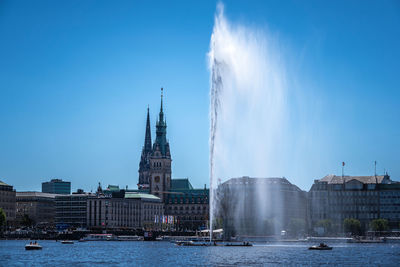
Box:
[309,174,400,232]
[16,192,57,225]
[87,192,163,229]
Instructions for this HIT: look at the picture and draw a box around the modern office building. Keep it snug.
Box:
[55,192,91,228]
[42,179,71,194]
[16,192,57,226]
[0,180,16,222]
[309,174,400,232]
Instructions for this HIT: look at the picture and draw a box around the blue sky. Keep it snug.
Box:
[0,0,399,192]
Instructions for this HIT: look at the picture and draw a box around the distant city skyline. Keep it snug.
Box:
[0,0,399,192]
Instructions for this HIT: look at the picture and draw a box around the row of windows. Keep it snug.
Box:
[380,199,400,204]
[329,199,378,205]
[314,190,400,197]
[168,206,208,211]
[328,205,379,212]
[56,201,87,205]
[168,198,208,204]
[0,191,15,196]
[175,216,207,221]
[153,162,163,168]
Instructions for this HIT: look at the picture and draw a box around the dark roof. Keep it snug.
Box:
[222,176,304,192]
[171,178,193,190]
[320,174,389,184]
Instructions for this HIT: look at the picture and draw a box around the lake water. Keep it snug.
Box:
[1,240,400,266]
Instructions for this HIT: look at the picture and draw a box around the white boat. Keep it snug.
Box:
[82,234,118,241]
[61,240,74,244]
[25,243,42,250]
[175,240,194,246]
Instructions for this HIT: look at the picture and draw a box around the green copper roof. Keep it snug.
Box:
[126,189,150,194]
[0,180,10,186]
[124,192,161,200]
[107,185,120,191]
[171,178,193,190]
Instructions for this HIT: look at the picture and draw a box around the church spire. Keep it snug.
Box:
[159,88,164,123]
[154,87,168,156]
[144,105,152,151]
[138,105,153,187]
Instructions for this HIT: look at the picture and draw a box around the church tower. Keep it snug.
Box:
[138,106,152,189]
[149,88,172,201]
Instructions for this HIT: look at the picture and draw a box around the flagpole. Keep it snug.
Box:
[342,162,344,178]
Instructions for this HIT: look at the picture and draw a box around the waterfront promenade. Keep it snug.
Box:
[1,240,400,266]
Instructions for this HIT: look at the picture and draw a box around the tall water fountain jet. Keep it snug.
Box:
[209,4,289,240]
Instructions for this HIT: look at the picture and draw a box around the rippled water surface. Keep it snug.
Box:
[1,240,400,266]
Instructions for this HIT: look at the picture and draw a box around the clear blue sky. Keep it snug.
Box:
[0,0,399,192]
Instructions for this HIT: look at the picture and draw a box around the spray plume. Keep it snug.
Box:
[208,3,287,239]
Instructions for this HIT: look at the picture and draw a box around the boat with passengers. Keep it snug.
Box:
[309,243,333,250]
[25,241,42,250]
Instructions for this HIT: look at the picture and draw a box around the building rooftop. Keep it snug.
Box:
[124,192,161,201]
[0,180,11,186]
[16,191,59,198]
[44,179,70,183]
[320,174,390,184]
[107,185,120,192]
[171,178,193,190]
[222,176,304,192]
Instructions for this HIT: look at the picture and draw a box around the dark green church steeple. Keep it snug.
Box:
[138,105,153,186]
[154,88,170,157]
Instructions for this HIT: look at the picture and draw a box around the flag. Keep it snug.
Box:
[342,162,345,166]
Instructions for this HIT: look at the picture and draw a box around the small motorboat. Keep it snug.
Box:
[175,240,194,246]
[61,240,74,244]
[309,243,332,250]
[25,242,42,250]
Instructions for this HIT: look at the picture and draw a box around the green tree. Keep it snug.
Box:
[344,218,361,236]
[370,219,388,232]
[0,208,6,229]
